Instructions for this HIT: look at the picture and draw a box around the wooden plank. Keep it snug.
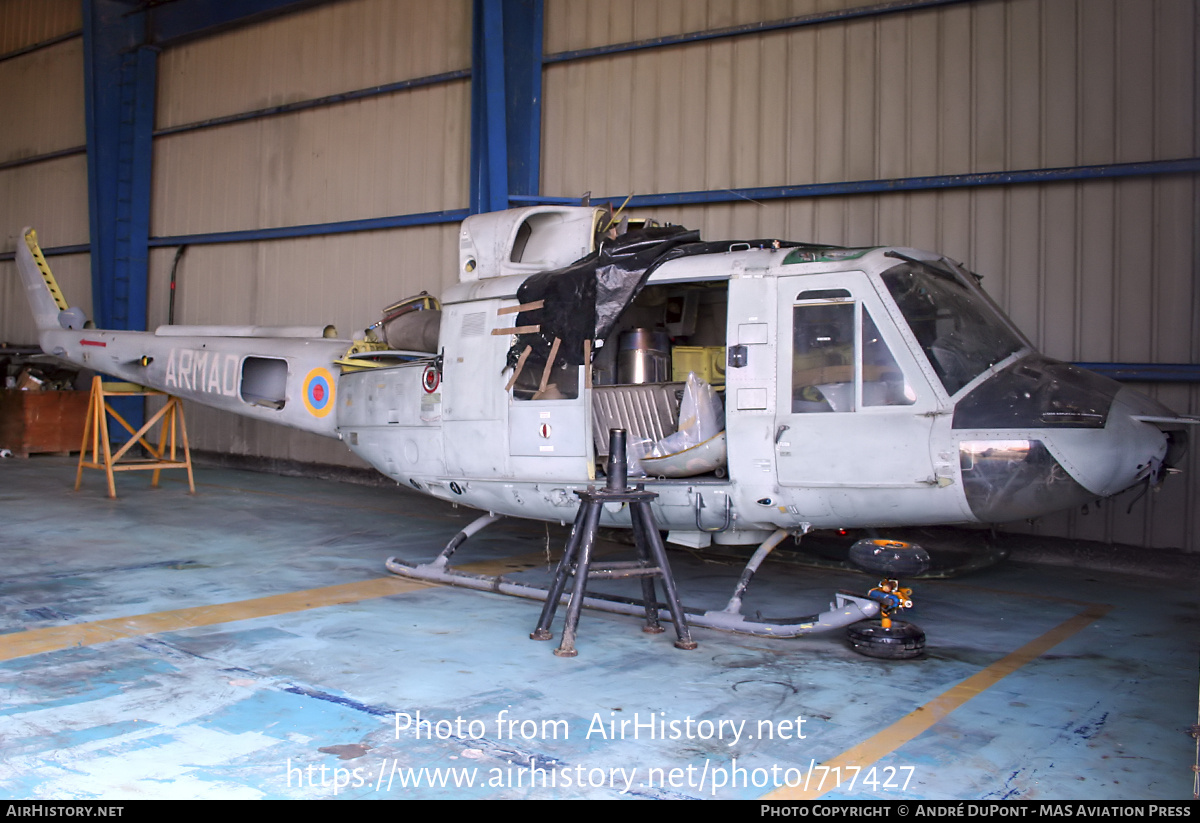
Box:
[496,300,544,315]
[492,325,540,335]
[537,337,562,396]
[583,338,592,389]
[504,345,533,392]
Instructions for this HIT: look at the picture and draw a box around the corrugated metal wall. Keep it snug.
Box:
[541,0,1199,550]
[0,0,89,347]
[148,0,471,466]
[0,0,79,54]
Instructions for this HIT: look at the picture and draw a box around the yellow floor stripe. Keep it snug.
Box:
[0,548,564,663]
[0,577,430,662]
[765,603,1112,800]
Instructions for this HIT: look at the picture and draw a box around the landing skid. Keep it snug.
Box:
[384,514,880,638]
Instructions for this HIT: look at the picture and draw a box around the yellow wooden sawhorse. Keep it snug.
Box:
[75,376,195,498]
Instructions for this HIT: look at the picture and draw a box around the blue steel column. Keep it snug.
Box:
[471,0,543,214]
[83,0,154,333]
[113,46,157,332]
[502,0,542,201]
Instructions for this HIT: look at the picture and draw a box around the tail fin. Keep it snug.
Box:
[16,227,87,331]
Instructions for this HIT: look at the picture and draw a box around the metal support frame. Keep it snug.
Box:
[75,0,540,316]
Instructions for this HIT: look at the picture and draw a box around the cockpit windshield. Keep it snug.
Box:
[880,260,1027,396]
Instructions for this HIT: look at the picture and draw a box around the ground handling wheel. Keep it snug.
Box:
[848,538,931,577]
[846,619,926,660]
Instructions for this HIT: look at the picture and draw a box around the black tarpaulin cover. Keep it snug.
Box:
[504,225,700,375]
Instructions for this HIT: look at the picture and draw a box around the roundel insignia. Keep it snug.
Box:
[302,367,335,417]
[422,364,440,393]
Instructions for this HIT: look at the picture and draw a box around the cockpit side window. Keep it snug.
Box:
[862,310,915,407]
[791,299,915,413]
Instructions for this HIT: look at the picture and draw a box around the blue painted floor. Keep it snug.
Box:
[0,457,1196,800]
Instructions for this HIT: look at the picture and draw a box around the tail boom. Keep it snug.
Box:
[39,328,349,438]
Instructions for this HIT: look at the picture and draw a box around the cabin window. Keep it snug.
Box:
[790,301,913,413]
[240,356,288,409]
[791,302,854,412]
[511,360,580,401]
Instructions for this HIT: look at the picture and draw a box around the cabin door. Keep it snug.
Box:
[441,299,511,478]
[773,272,943,502]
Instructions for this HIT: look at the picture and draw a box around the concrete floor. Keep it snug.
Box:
[0,456,1196,800]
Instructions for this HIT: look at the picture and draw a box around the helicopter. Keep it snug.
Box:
[14,204,1194,652]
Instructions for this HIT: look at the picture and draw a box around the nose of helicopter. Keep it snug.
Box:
[955,356,1185,523]
[1037,386,1179,496]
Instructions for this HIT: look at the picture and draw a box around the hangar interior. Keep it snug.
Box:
[0,0,1197,800]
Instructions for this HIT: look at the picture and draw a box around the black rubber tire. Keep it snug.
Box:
[846,619,926,659]
[848,538,931,577]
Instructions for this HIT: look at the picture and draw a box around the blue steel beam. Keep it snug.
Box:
[146,0,325,46]
[0,244,91,261]
[0,146,87,172]
[511,158,1200,208]
[1075,364,1200,383]
[148,209,470,247]
[0,30,82,64]
[470,0,542,213]
[153,69,471,138]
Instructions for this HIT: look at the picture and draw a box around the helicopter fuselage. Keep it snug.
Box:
[21,207,1187,549]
